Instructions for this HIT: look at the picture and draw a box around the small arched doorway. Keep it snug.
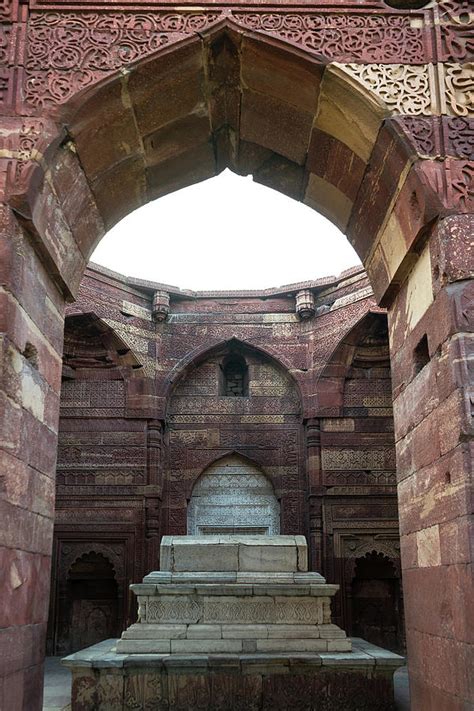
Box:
[351,551,403,653]
[57,552,120,654]
[187,454,280,535]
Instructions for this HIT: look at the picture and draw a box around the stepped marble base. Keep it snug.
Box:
[63,536,404,708]
[63,637,404,711]
[117,536,351,656]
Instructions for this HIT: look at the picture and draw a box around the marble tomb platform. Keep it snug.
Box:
[63,535,404,709]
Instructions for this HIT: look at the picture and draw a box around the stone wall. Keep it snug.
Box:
[48,264,403,655]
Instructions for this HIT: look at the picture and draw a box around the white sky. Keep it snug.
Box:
[91,170,360,291]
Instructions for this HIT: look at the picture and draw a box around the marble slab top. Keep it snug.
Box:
[160,535,308,573]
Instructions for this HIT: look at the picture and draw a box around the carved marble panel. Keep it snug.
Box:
[187,455,280,535]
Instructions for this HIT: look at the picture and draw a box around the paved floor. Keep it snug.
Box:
[43,657,71,711]
[43,656,410,710]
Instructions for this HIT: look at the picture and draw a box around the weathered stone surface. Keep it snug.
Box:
[64,638,404,710]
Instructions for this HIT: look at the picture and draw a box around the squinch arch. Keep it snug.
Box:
[0,3,472,708]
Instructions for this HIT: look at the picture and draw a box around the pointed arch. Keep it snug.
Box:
[8,20,433,304]
[162,336,303,407]
[187,452,280,535]
[314,310,390,417]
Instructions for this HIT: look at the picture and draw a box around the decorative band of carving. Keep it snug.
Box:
[144,596,328,625]
[233,12,427,64]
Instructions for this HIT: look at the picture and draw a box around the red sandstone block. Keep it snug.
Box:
[392,355,439,441]
[253,154,305,202]
[0,500,54,556]
[0,623,46,677]
[436,334,474,403]
[399,531,418,570]
[128,40,204,138]
[241,37,321,115]
[406,629,473,702]
[241,89,313,166]
[0,548,51,627]
[403,567,453,639]
[439,515,473,566]
[431,214,474,289]
[146,142,217,205]
[348,125,412,263]
[22,662,44,711]
[403,564,473,644]
[0,291,63,393]
[1,669,25,710]
[395,408,441,483]
[50,149,105,261]
[398,447,471,535]
[0,449,54,518]
[31,181,86,297]
[430,281,474,355]
[437,388,472,456]
[447,563,474,645]
[307,129,365,203]
[409,673,468,711]
[73,82,142,182]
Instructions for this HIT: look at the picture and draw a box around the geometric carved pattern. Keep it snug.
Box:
[187,455,280,535]
[145,597,327,625]
[322,448,395,471]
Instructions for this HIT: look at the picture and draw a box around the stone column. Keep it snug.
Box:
[306,418,325,572]
[389,215,473,710]
[0,204,66,708]
[145,420,164,571]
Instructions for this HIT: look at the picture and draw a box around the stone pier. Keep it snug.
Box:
[63,536,404,709]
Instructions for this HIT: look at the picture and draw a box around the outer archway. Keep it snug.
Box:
[0,5,472,709]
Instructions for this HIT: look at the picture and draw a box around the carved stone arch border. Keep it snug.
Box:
[3,8,471,309]
[182,449,281,502]
[186,451,281,535]
[58,541,126,587]
[163,336,303,410]
[314,310,389,417]
[343,535,402,582]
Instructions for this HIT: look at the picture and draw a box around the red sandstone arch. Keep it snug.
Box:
[314,311,390,417]
[162,335,303,405]
[63,312,144,378]
[7,22,448,305]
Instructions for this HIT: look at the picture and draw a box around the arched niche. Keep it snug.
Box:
[56,551,120,655]
[187,454,280,535]
[350,551,404,653]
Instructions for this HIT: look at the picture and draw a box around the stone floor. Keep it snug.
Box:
[43,655,411,710]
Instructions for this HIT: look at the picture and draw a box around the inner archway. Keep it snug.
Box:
[187,454,280,535]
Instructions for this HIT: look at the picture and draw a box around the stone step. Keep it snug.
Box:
[116,636,352,654]
[121,623,348,641]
